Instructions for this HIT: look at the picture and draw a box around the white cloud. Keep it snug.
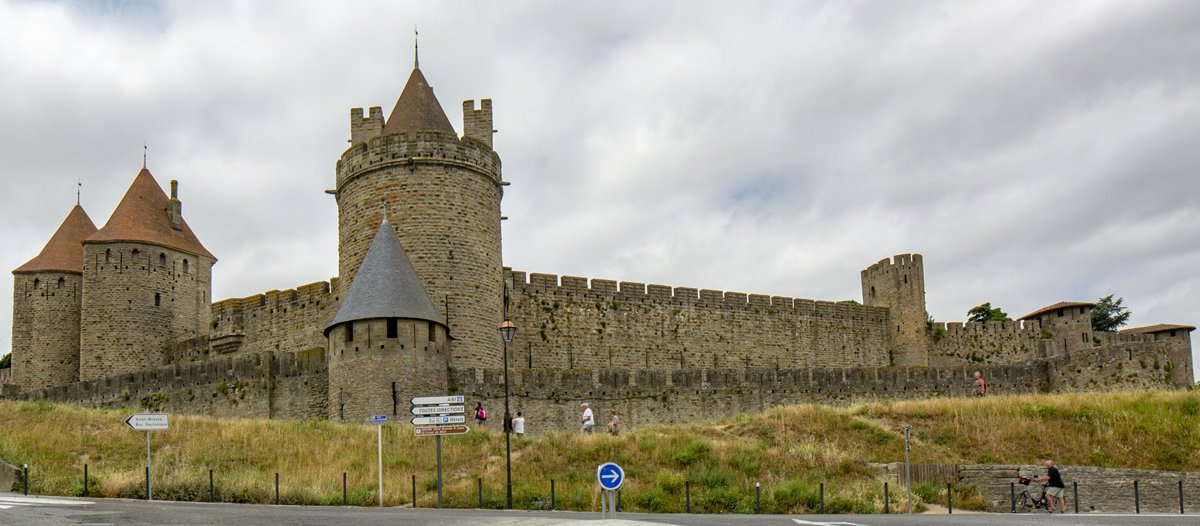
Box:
[1,0,1197,377]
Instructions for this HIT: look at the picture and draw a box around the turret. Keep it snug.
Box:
[333,64,504,368]
[862,254,929,366]
[1018,302,1095,356]
[79,168,215,381]
[325,219,450,422]
[11,204,97,391]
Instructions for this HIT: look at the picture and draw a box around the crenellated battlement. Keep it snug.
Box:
[462,99,493,148]
[349,106,385,146]
[933,319,1042,336]
[335,131,501,189]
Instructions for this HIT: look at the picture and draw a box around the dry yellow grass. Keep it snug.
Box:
[1,389,1196,513]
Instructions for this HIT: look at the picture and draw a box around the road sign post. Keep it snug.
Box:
[125,413,168,501]
[369,414,387,507]
[597,462,625,519]
[410,395,468,509]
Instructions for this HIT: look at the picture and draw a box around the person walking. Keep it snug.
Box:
[474,402,488,426]
[512,411,526,437]
[1039,460,1067,513]
[607,410,620,436]
[580,403,594,434]
[972,371,988,396]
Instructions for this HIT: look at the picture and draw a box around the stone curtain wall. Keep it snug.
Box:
[18,351,328,420]
[959,464,1200,513]
[928,320,1047,366]
[207,280,336,359]
[1049,339,1191,391]
[451,363,1048,434]
[504,270,892,372]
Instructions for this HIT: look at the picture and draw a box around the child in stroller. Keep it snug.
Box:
[1018,476,1050,511]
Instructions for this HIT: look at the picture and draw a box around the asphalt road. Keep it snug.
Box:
[3,493,1200,526]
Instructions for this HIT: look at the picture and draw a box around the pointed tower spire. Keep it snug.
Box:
[325,219,443,335]
[14,204,98,274]
[85,167,214,259]
[381,63,455,136]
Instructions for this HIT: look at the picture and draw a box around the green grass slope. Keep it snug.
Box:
[0,390,1196,513]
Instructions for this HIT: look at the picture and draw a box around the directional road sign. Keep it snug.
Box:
[369,415,388,425]
[414,425,469,437]
[411,395,464,405]
[411,415,466,426]
[125,413,169,431]
[411,405,465,415]
[597,462,625,491]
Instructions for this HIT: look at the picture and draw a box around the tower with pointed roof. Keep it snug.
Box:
[78,168,216,381]
[11,204,98,391]
[334,60,504,369]
[325,219,450,422]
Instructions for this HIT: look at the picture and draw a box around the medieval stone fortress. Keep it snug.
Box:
[3,62,1194,431]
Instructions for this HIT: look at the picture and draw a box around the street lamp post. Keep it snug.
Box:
[499,319,517,509]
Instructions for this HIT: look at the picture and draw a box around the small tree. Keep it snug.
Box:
[967,302,1011,324]
[1092,294,1131,332]
[0,353,9,369]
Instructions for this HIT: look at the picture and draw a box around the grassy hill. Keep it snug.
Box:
[1,390,1197,513]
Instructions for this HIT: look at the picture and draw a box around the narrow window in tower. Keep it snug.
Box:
[428,321,436,342]
[870,286,876,298]
[345,322,354,342]
[57,277,64,290]
[1057,309,1064,317]
[1171,330,1177,338]
[391,382,398,415]
[903,275,908,284]
[1081,333,1087,343]
[159,253,166,267]
[183,259,190,273]
[33,278,40,289]
[105,249,111,264]
[386,319,398,339]
[132,248,140,261]
[154,293,161,307]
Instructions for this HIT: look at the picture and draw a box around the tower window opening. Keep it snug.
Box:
[105,249,111,263]
[345,322,354,342]
[159,253,166,267]
[903,274,908,284]
[183,259,190,273]
[1057,309,1064,317]
[386,319,398,338]
[154,293,161,307]
[870,286,876,298]
[1081,333,1087,343]
[132,248,140,260]
[57,277,64,289]
[33,278,40,289]
[428,321,436,342]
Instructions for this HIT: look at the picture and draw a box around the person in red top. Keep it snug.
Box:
[972,371,988,396]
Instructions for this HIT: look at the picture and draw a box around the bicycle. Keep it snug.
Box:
[1017,476,1050,511]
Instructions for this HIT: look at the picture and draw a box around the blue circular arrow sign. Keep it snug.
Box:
[596,462,625,491]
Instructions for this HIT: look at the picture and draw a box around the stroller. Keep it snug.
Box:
[1017,476,1050,511]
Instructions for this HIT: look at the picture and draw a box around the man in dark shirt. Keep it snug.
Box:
[1039,460,1066,513]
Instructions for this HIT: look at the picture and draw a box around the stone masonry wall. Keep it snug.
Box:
[19,351,327,420]
[960,464,1200,513]
[11,272,82,391]
[929,320,1047,367]
[504,270,892,372]
[327,318,449,423]
[80,242,213,381]
[206,280,336,360]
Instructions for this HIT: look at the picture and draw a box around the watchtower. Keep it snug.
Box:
[325,219,450,422]
[862,254,929,366]
[79,169,215,381]
[11,204,97,391]
[333,64,504,368]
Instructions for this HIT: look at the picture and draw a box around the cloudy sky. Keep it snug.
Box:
[1,0,1197,376]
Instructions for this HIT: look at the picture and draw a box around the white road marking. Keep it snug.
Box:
[792,519,871,526]
[0,496,93,506]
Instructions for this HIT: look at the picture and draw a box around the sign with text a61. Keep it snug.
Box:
[125,413,169,431]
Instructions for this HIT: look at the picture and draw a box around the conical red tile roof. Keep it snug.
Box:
[84,168,215,260]
[381,68,456,136]
[13,205,98,274]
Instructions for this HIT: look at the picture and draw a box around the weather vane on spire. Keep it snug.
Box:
[143,140,148,169]
[76,179,81,205]
[414,26,419,69]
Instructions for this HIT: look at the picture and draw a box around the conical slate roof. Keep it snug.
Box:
[325,219,444,335]
[381,68,456,136]
[13,204,98,274]
[84,168,215,260]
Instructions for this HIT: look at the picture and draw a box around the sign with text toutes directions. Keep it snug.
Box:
[414,425,469,436]
[124,413,169,431]
[411,415,466,426]
[411,405,465,416]
[411,395,464,406]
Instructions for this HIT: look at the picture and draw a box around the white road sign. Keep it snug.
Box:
[411,415,466,426]
[414,425,469,436]
[125,413,169,431]
[411,395,464,405]
[411,405,465,415]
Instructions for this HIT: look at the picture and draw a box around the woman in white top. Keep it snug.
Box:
[580,403,594,434]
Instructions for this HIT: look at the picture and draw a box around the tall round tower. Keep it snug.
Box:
[325,219,450,422]
[11,204,97,392]
[333,65,504,368]
[79,168,215,381]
